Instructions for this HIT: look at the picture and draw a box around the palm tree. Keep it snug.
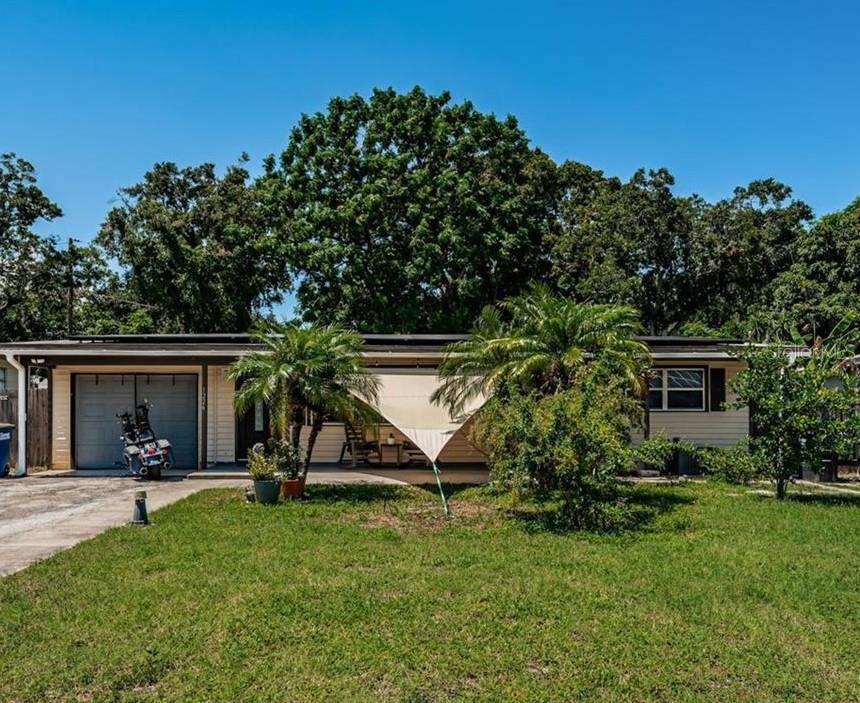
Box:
[229,322,379,475]
[432,286,651,413]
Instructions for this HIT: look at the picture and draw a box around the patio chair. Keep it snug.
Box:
[339,423,380,467]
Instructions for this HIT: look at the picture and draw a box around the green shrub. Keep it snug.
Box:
[732,343,860,498]
[634,434,697,472]
[697,441,762,485]
[471,383,637,530]
[266,438,303,479]
[247,446,278,481]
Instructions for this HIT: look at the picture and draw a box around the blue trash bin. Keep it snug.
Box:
[0,423,14,478]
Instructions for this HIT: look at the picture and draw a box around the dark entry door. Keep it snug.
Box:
[236,398,269,460]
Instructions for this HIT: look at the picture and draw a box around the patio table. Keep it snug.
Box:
[377,442,403,467]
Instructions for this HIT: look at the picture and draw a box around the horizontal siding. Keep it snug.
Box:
[52,370,72,469]
[207,366,235,463]
[303,424,346,463]
[643,361,749,448]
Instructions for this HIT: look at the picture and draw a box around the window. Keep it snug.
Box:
[647,368,705,411]
[0,367,6,391]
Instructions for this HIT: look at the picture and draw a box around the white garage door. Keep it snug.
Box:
[75,374,198,469]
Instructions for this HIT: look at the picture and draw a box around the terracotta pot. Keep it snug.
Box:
[281,476,306,500]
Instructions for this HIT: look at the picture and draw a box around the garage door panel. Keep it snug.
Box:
[136,375,198,469]
[75,374,198,470]
[75,375,136,469]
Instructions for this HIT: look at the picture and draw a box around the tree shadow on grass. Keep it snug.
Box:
[507,484,697,536]
[301,483,695,535]
[305,484,410,505]
[788,490,860,507]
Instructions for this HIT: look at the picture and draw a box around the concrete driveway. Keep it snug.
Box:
[0,475,245,577]
[0,466,488,578]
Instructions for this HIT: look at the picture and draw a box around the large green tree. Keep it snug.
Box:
[0,153,124,340]
[685,179,814,336]
[259,87,559,333]
[749,197,860,341]
[550,166,694,334]
[0,152,64,340]
[98,156,289,332]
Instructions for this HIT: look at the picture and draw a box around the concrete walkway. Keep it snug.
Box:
[0,466,488,577]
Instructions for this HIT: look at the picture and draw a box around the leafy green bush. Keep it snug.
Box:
[471,383,637,530]
[634,434,697,473]
[732,343,860,498]
[697,441,762,485]
[267,438,303,480]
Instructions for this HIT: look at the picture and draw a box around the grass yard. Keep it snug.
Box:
[3,482,860,702]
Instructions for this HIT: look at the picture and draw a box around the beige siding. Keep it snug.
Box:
[303,424,346,463]
[52,370,72,469]
[645,361,749,448]
[207,366,235,463]
[437,432,485,464]
[51,365,202,470]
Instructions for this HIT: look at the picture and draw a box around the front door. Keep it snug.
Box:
[236,398,269,460]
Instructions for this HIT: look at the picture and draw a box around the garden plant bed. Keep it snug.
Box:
[2,482,860,702]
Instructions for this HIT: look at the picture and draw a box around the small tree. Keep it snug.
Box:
[443,289,650,527]
[471,380,637,529]
[732,343,860,499]
[229,322,379,476]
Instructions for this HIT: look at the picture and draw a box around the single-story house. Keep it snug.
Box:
[0,334,749,474]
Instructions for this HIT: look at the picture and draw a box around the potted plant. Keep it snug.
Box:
[269,439,305,499]
[248,445,280,505]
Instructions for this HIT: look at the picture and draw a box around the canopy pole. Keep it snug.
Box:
[431,461,450,518]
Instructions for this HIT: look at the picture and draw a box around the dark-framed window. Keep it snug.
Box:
[0,367,6,390]
[647,368,706,411]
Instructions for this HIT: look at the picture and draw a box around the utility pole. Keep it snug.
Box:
[66,238,76,337]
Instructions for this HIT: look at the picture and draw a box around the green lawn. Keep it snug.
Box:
[3,482,860,702]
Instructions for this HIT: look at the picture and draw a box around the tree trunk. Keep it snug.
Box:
[289,403,304,451]
[776,477,787,500]
[303,412,325,477]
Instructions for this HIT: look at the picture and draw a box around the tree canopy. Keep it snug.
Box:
[0,152,64,340]
[4,86,860,344]
[259,87,558,332]
[97,156,289,333]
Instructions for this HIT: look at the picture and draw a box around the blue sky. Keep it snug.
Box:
[3,1,859,313]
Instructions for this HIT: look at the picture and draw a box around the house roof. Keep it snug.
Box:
[0,332,746,363]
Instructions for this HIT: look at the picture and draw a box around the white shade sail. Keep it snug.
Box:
[361,369,487,462]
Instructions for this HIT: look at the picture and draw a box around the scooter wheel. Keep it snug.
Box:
[148,465,162,481]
